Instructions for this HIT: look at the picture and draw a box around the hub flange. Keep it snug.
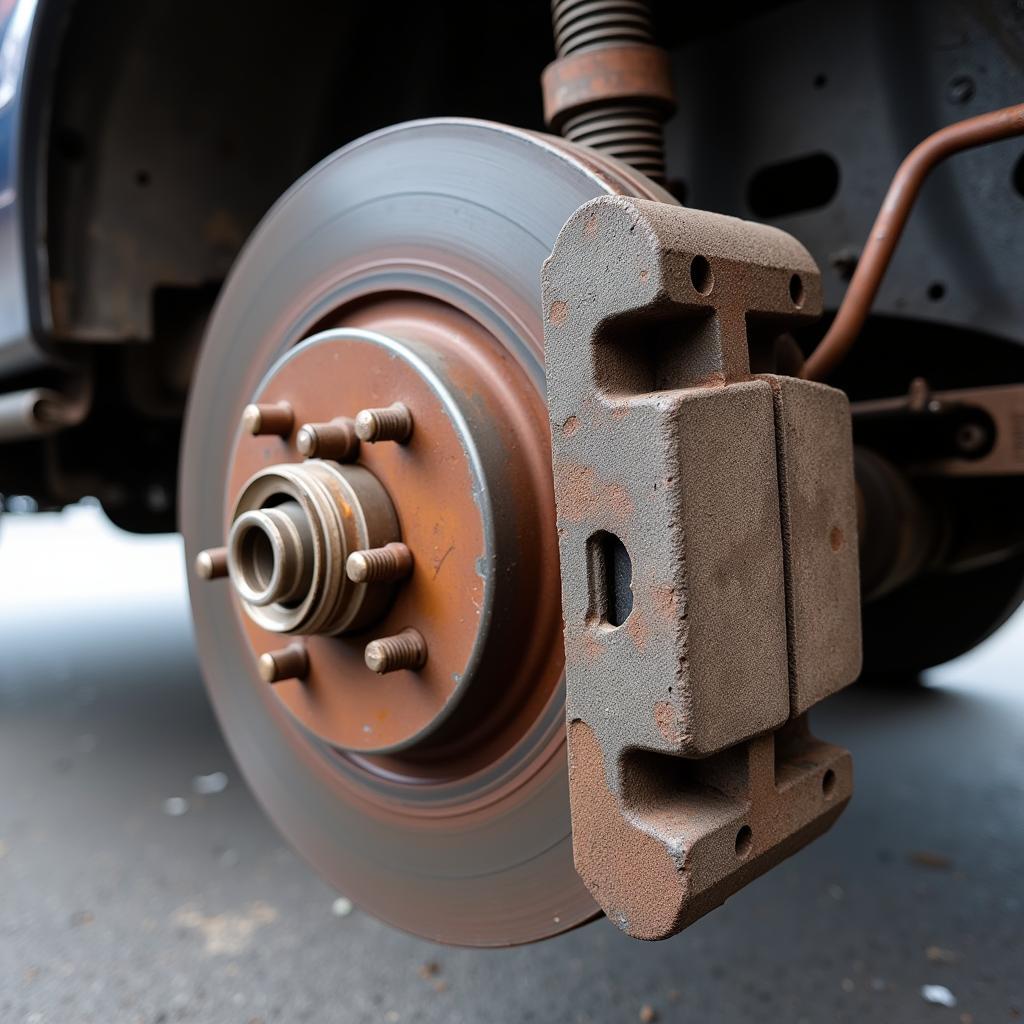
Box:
[218,314,565,756]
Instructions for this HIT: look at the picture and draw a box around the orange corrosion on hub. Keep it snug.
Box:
[223,296,563,760]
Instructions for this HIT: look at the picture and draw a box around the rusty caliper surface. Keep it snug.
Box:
[542,195,863,940]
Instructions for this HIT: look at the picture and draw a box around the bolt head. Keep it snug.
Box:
[364,641,388,673]
[257,653,277,683]
[296,425,316,457]
[955,421,987,453]
[242,404,263,435]
[257,644,309,683]
[354,410,376,441]
[195,547,227,580]
[347,551,370,582]
[947,75,975,105]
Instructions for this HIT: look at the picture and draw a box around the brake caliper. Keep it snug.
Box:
[543,196,862,940]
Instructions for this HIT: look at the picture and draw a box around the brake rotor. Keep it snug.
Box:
[180,118,671,946]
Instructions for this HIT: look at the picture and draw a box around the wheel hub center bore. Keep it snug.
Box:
[227,460,402,636]
[199,296,563,759]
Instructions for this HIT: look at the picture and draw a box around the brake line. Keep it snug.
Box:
[801,102,1024,382]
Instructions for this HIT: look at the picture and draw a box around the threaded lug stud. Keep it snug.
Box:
[258,643,309,684]
[364,628,427,674]
[295,418,360,461]
[195,546,228,580]
[242,401,294,437]
[354,402,413,443]
[346,542,413,584]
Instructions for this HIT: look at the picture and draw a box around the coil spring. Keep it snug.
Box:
[552,0,655,55]
[550,0,667,182]
[561,104,665,182]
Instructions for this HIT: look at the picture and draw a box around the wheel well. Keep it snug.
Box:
[47,0,554,345]
[37,0,554,529]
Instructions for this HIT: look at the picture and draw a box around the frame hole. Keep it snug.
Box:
[822,769,836,798]
[690,255,713,295]
[927,281,946,301]
[748,152,840,218]
[586,531,633,628]
[789,274,805,308]
[735,825,753,858]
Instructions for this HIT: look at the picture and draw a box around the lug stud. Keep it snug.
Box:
[296,418,360,461]
[195,546,228,580]
[346,542,413,583]
[364,628,427,674]
[242,401,294,437]
[354,402,413,443]
[258,643,309,684]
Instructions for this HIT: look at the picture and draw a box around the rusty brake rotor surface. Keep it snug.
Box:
[180,118,671,946]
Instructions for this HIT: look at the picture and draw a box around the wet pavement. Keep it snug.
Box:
[0,504,1021,1023]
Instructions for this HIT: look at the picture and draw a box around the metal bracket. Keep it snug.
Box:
[542,195,862,940]
[854,378,1024,478]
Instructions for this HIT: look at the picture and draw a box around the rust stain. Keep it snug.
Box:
[692,370,728,389]
[829,525,843,551]
[567,630,606,665]
[568,721,684,940]
[584,632,605,661]
[611,406,631,421]
[224,292,567,760]
[555,462,635,522]
[562,414,579,437]
[626,609,649,650]
[650,585,681,623]
[653,701,687,745]
[550,299,568,326]
[583,211,599,239]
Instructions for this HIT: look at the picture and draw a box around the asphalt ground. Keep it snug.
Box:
[0,504,1021,1023]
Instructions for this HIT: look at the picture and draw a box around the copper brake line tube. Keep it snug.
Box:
[800,102,1024,383]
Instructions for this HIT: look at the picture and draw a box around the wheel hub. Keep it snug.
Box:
[219,300,564,756]
[181,118,670,945]
[228,458,400,636]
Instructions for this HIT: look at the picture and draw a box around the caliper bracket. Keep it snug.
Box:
[542,196,862,940]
